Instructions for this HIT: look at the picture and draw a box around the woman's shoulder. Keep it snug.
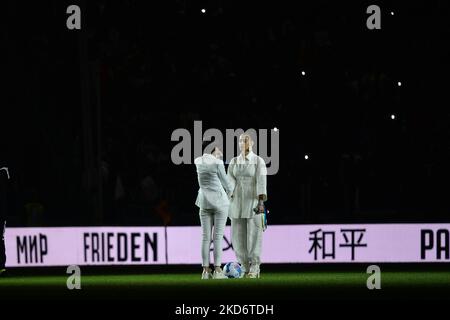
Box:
[254,154,266,165]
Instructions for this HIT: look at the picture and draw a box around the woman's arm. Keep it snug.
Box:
[256,156,267,213]
[217,160,232,196]
[227,158,236,198]
[256,157,267,202]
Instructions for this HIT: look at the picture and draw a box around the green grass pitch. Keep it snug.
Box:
[1,269,449,300]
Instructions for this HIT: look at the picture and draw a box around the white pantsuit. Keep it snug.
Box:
[227,151,267,273]
[195,154,232,267]
[199,207,228,267]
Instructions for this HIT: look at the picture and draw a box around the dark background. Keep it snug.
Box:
[2,0,450,227]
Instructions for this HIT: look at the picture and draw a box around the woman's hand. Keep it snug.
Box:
[257,199,265,213]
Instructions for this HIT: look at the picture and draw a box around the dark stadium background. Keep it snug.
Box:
[2,0,450,228]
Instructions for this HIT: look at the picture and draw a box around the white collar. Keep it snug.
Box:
[195,153,217,165]
[238,150,256,163]
[203,153,215,159]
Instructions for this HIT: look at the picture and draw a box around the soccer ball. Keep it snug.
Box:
[223,262,242,279]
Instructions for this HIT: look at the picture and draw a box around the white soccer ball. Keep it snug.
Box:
[223,262,242,279]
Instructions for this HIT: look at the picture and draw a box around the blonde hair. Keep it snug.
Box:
[240,133,254,152]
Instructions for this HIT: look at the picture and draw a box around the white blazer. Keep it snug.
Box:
[227,151,267,219]
[194,154,232,211]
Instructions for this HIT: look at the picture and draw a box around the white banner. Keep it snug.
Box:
[4,224,450,267]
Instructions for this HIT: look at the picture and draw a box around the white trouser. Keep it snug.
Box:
[199,207,228,267]
[231,216,263,273]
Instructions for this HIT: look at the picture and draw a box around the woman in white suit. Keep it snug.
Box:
[227,134,267,278]
[194,142,232,279]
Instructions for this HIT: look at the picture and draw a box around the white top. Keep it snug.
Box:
[194,154,232,211]
[227,151,267,219]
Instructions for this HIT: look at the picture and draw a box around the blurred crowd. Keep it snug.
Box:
[3,1,450,226]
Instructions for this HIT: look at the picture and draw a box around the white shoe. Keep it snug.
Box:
[239,265,249,278]
[201,271,212,280]
[246,272,260,279]
[247,265,260,279]
[212,270,228,279]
